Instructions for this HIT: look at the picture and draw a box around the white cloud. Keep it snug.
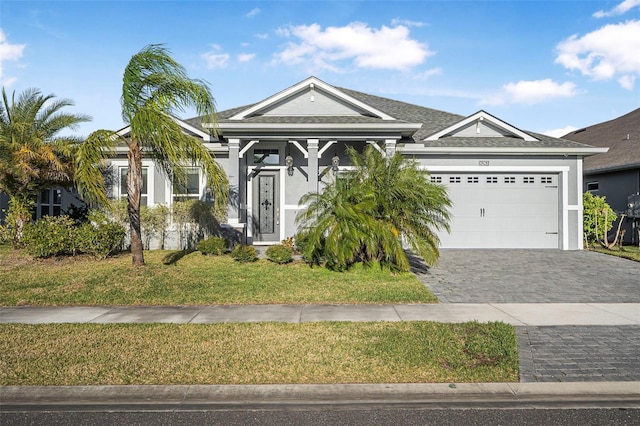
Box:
[543,125,579,138]
[555,20,640,89]
[273,22,433,72]
[413,68,442,80]
[390,18,425,27]
[0,29,26,86]
[255,33,269,40]
[201,45,230,69]
[481,79,578,105]
[237,53,255,63]
[246,8,260,18]
[593,0,640,18]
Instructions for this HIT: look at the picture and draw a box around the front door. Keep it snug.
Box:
[252,170,280,242]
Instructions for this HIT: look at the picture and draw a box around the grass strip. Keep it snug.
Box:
[0,322,518,385]
[589,246,640,262]
[0,247,436,306]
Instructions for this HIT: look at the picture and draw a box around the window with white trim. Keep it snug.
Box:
[173,167,201,201]
[120,167,148,206]
[586,181,599,192]
[253,149,280,165]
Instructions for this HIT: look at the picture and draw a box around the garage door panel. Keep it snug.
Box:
[435,173,559,249]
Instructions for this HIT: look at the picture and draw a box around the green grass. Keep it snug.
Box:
[589,245,640,262]
[0,322,518,385]
[0,245,437,306]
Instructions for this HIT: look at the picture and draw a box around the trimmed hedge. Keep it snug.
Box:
[265,244,293,264]
[231,244,258,263]
[197,236,228,255]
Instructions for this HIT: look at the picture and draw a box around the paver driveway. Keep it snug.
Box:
[421,249,640,303]
[415,249,640,382]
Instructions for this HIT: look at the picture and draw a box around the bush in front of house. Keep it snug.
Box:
[231,244,258,262]
[76,222,126,259]
[21,214,125,259]
[197,236,228,255]
[22,215,77,258]
[265,244,293,264]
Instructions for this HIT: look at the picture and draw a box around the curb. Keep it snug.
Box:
[2,382,640,409]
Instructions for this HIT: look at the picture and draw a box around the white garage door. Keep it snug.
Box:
[433,173,559,249]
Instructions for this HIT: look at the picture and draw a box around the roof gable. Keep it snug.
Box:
[117,116,212,141]
[424,110,538,142]
[229,76,396,121]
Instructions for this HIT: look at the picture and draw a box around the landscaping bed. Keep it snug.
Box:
[589,245,640,262]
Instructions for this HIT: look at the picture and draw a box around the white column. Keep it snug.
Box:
[227,138,240,224]
[385,139,397,157]
[307,139,319,193]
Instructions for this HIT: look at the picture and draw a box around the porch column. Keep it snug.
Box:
[307,139,319,193]
[227,138,241,224]
[385,139,397,157]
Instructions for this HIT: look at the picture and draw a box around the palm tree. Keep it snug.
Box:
[0,87,90,245]
[296,145,451,271]
[76,44,228,266]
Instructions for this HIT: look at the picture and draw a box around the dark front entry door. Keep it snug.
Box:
[252,170,280,242]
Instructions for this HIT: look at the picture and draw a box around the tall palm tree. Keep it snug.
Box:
[0,87,90,245]
[76,44,228,266]
[296,145,451,271]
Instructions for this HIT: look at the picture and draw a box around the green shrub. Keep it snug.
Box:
[294,231,324,265]
[22,215,77,258]
[265,244,293,264]
[21,214,125,259]
[583,192,617,246]
[231,244,258,263]
[198,236,228,255]
[76,222,126,259]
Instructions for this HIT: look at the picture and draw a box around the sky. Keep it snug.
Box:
[1,0,639,139]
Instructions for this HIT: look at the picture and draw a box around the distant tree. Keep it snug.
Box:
[0,87,90,245]
[75,44,228,266]
[296,145,451,271]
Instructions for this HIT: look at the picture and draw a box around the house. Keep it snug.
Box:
[562,108,640,245]
[3,76,605,250]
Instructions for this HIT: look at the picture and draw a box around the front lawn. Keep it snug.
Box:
[589,245,640,262]
[0,245,437,305]
[0,321,518,385]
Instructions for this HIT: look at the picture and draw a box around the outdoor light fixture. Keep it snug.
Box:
[331,154,340,172]
[285,155,294,176]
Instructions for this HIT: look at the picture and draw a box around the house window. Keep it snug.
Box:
[541,176,554,184]
[39,189,62,217]
[253,149,280,165]
[449,176,461,183]
[120,167,148,206]
[430,176,442,183]
[587,182,599,192]
[524,177,535,184]
[486,176,498,183]
[173,167,201,201]
[467,176,479,184]
[504,177,516,184]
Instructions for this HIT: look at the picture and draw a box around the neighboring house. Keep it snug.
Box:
[3,76,606,250]
[562,108,640,245]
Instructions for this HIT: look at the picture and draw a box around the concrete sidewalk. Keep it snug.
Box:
[1,303,639,326]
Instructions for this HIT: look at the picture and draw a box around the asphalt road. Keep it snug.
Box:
[2,407,639,425]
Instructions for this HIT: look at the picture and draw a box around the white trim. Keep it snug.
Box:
[284,204,306,210]
[228,76,396,121]
[366,140,385,155]
[110,159,155,206]
[218,122,419,133]
[576,159,584,250]
[398,146,609,156]
[424,110,538,142]
[246,166,286,243]
[318,140,337,159]
[562,170,569,250]
[239,140,259,158]
[289,140,308,158]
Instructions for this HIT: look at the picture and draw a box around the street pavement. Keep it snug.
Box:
[1,249,639,408]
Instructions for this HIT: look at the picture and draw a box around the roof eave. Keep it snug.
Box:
[397,146,609,156]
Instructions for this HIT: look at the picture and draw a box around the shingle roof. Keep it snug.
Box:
[186,81,597,151]
[562,108,640,172]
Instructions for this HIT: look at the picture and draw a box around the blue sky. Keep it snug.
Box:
[1,0,639,138]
